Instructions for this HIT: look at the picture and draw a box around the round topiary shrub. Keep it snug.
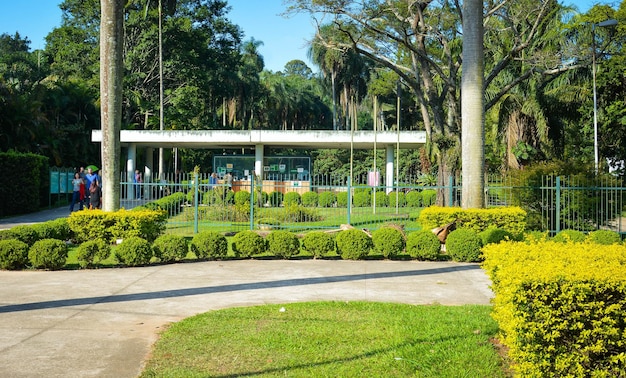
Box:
[266,231,300,259]
[552,229,586,243]
[301,232,335,258]
[9,225,40,246]
[353,189,371,207]
[335,229,372,260]
[0,239,29,270]
[48,218,72,240]
[445,228,483,262]
[318,191,336,208]
[153,234,188,263]
[374,190,388,207]
[231,230,266,258]
[234,190,251,206]
[479,227,514,246]
[337,192,350,207]
[406,230,441,261]
[190,231,227,259]
[28,238,68,270]
[388,191,406,208]
[283,192,301,206]
[523,230,550,243]
[421,189,437,206]
[301,191,319,207]
[406,190,422,207]
[372,227,405,258]
[586,230,621,245]
[76,239,111,268]
[114,237,153,266]
[268,191,283,207]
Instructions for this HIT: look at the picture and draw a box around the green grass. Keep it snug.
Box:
[140,302,506,377]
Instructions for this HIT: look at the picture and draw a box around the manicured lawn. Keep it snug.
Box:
[140,302,507,377]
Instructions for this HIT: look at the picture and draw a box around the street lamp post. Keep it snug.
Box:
[592,19,618,173]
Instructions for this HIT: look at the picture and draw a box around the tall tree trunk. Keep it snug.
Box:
[461,0,485,209]
[100,0,124,211]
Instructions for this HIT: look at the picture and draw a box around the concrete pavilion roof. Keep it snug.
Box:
[91,129,426,150]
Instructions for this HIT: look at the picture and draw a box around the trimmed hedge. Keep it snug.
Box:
[283,192,301,206]
[301,191,318,207]
[335,229,372,260]
[190,231,227,259]
[28,238,68,270]
[114,237,153,266]
[231,230,266,258]
[406,230,441,261]
[318,191,336,208]
[586,230,621,245]
[266,231,300,259]
[0,239,29,270]
[153,234,188,263]
[371,227,405,258]
[68,209,166,244]
[419,206,526,235]
[76,239,111,268]
[552,229,586,243]
[301,232,335,258]
[445,228,483,262]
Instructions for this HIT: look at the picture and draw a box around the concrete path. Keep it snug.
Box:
[0,259,493,378]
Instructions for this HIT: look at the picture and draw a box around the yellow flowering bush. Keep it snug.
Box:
[68,209,166,243]
[419,206,526,235]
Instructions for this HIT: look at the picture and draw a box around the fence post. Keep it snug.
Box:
[347,177,352,225]
[448,176,454,207]
[555,176,561,234]
[249,174,255,231]
[193,172,199,234]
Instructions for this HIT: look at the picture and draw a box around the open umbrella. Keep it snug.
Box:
[86,165,99,172]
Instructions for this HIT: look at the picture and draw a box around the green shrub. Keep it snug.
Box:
[445,228,483,262]
[388,191,406,208]
[232,231,266,258]
[523,230,550,243]
[190,231,227,259]
[301,191,318,207]
[282,203,322,223]
[268,191,283,207]
[266,231,300,259]
[318,191,336,208]
[406,230,441,261]
[336,229,372,260]
[257,218,281,229]
[283,192,301,206]
[374,190,388,207]
[48,218,72,240]
[76,239,111,268]
[8,225,40,246]
[586,230,621,245]
[28,238,68,270]
[0,239,29,270]
[353,189,371,207]
[422,189,437,206]
[479,227,514,246]
[406,191,422,207]
[552,229,586,243]
[372,227,405,258]
[337,192,349,207]
[153,234,188,263]
[301,232,336,258]
[186,189,203,205]
[234,190,251,206]
[114,237,153,266]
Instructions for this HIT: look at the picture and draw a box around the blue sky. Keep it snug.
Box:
[0,0,605,73]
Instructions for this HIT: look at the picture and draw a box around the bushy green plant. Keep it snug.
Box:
[234,190,251,206]
[283,192,301,206]
[337,191,349,207]
[372,227,405,258]
[48,218,72,240]
[445,228,483,262]
[336,229,372,260]
[301,191,318,207]
[231,231,266,258]
[406,190,422,207]
[523,230,550,243]
[8,225,40,246]
[406,230,441,261]
[257,218,281,229]
[266,231,300,259]
[479,227,514,246]
[268,191,283,207]
[28,238,68,270]
[318,191,336,207]
[114,237,153,266]
[190,231,227,259]
[153,234,188,263]
[422,189,437,206]
[388,191,406,208]
[353,189,371,207]
[301,232,335,258]
[186,189,203,205]
[552,229,586,243]
[282,203,322,223]
[0,239,29,270]
[76,239,111,268]
[374,190,388,207]
[586,230,621,245]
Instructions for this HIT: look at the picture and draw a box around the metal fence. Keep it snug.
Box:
[119,172,625,237]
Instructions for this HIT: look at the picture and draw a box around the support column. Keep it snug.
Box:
[255,144,263,178]
[145,147,153,200]
[126,144,136,200]
[386,146,394,194]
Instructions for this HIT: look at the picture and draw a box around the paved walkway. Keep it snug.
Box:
[0,208,494,378]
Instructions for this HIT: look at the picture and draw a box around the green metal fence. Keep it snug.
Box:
[120,173,625,237]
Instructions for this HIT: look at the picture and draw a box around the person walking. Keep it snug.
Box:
[134,169,143,199]
[89,179,102,209]
[69,172,84,212]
